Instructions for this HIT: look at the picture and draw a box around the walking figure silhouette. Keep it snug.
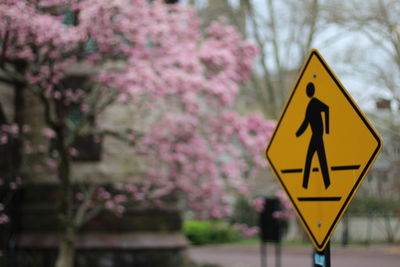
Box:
[296,82,330,189]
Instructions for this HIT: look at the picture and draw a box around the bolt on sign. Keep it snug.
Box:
[265,49,382,252]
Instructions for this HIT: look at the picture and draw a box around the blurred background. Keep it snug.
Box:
[0,0,399,267]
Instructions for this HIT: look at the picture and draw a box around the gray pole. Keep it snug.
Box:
[313,241,330,267]
[260,242,267,267]
[275,241,281,267]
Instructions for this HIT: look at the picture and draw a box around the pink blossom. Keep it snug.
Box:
[105,201,114,210]
[22,125,31,133]
[114,205,125,216]
[113,194,127,204]
[38,145,47,153]
[251,197,265,213]
[53,91,62,99]
[273,190,295,219]
[46,158,58,169]
[24,143,33,154]
[80,104,89,112]
[75,192,85,201]
[42,128,56,139]
[0,135,8,144]
[9,182,17,190]
[0,214,9,224]
[97,187,111,200]
[233,223,259,238]
[69,148,79,157]
[114,183,123,190]
[8,125,19,136]
[94,136,102,143]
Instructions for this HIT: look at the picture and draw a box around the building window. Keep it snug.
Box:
[0,103,10,171]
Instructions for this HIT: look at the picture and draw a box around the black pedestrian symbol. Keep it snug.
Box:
[296,82,330,189]
[278,83,363,200]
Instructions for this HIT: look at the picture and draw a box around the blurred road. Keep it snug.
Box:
[189,243,400,267]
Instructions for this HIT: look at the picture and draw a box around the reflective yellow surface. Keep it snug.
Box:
[266,49,382,251]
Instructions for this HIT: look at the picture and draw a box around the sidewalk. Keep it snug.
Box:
[189,243,400,267]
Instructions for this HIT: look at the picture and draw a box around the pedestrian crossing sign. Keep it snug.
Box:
[265,49,382,251]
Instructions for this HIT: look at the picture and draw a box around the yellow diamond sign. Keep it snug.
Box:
[265,49,382,251]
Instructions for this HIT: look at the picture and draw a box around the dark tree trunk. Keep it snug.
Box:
[6,62,27,266]
[54,105,76,267]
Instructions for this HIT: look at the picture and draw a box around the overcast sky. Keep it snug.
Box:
[182,0,396,112]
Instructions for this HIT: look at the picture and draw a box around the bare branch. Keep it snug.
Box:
[74,184,98,228]
[38,91,59,129]
[96,128,141,146]
[0,29,10,69]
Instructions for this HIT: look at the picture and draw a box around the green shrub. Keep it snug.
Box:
[231,197,258,227]
[183,220,241,245]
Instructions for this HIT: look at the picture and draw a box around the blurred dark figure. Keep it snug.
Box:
[259,197,287,267]
[259,197,285,242]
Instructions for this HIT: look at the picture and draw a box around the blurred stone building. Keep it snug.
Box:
[0,64,189,267]
[0,1,190,267]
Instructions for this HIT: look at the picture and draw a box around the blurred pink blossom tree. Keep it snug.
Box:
[273,189,296,220]
[0,0,274,266]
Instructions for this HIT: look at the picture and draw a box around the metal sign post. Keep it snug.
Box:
[313,241,330,267]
